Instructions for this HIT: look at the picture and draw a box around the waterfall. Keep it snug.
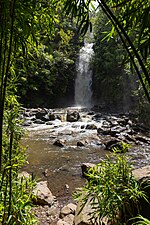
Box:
[75,43,93,108]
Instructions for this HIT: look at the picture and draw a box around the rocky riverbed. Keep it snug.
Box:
[21,107,150,224]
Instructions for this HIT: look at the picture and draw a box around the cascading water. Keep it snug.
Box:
[75,42,94,108]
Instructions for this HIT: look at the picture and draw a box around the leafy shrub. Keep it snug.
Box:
[74,150,147,224]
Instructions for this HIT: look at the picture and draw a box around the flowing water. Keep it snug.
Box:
[75,43,93,108]
[22,107,150,203]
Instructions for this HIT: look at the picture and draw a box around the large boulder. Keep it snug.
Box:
[66,111,80,122]
[35,109,47,121]
[32,181,56,206]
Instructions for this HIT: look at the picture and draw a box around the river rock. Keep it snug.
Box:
[134,135,150,144]
[86,124,97,130]
[22,120,32,126]
[66,111,80,122]
[60,203,77,218]
[92,113,102,121]
[81,163,95,177]
[35,109,47,120]
[34,119,45,124]
[133,165,150,181]
[32,181,56,206]
[97,127,111,136]
[53,139,65,147]
[57,219,71,225]
[77,141,85,147]
[74,196,107,225]
[48,113,57,121]
[105,139,125,152]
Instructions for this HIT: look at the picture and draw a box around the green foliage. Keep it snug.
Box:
[133,215,150,225]
[74,150,147,224]
[92,10,137,111]
[15,12,82,107]
[0,93,37,224]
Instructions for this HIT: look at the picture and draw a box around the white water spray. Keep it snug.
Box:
[75,43,93,108]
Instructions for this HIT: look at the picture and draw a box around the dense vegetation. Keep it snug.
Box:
[92,9,138,112]
[0,0,149,224]
[74,148,148,224]
[16,16,82,107]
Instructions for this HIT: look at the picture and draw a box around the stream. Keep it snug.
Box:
[21,107,150,204]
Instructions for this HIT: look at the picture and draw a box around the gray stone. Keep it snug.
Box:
[63,214,75,224]
[60,203,77,218]
[74,196,105,225]
[133,165,150,180]
[57,219,70,225]
[66,111,80,122]
[32,181,55,206]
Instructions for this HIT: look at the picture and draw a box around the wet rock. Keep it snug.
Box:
[49,113,57,121]
[97,127,111,135]
[117,117,129,126]
[35,110,47,120]
[53,139,65,147]
[134,135,150,144]
[105,139,125,152]
[77,141,85,147]
[86,124,97,130]
[34,119,45,124]
[81,125,85,129]
[81,163,95,177]
[87,111,94,115]
[123,133,137,143]
[92,113,102,121]
[22,120,32,126]
[32,181,56,206]
[110,125,126,134]
[46,121,53,125]
[66,111,80,122]
[23,110,31,117]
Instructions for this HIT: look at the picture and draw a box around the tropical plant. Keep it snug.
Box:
[132,215,150,225]
[0,0,65,223]
[91,9,137,111]
[74,149,148,224]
